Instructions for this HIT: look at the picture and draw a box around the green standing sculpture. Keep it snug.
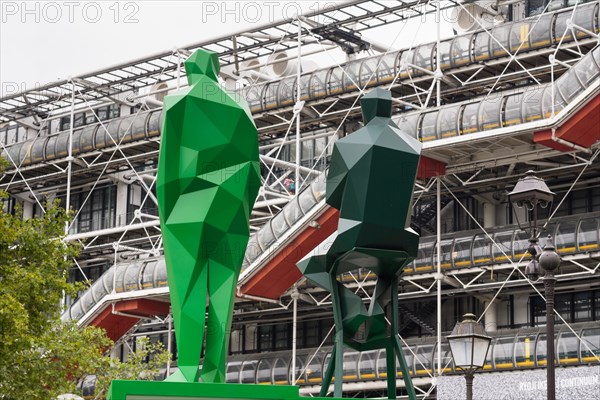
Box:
[156,49,261,384]
[297,88,421,399]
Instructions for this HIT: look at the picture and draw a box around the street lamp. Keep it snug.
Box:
[508,170,561,400]
[447,313,492,400]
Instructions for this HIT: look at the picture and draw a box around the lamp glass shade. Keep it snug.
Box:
[448,334,492,371]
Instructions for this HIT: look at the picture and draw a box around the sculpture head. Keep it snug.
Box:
[360,88,392,124]
[185,49,220,85]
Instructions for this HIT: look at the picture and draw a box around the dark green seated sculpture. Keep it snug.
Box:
[297,88,421,399]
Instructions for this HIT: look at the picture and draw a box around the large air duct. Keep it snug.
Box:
[265,51,318,78]
[451,1,504,33]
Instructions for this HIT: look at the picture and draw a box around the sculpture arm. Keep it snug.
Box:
[325,144,348,209]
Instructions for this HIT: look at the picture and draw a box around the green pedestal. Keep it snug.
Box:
[107,381,336,400]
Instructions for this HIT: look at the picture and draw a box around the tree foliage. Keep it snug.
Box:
[0,183,170,398]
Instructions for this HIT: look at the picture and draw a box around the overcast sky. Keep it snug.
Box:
[0,1,452,96]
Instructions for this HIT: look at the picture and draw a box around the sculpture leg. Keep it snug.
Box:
[320,345,336,397]
[201,246,242,383]
[165,258,208,383]
[333,331,344,398]
[386,342,397,399]
[329,274,345,398]
[389,276,417,400]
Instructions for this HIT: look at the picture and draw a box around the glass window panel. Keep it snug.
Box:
[558,331,580,365]
[305,353,323,384]
[259,325,273,352]
[527,0,545,16]
[573,3,597,39]
[452,237,472,268]
[556,293,572,323]
[147,111,161,137]
[573,292,592,322]
[328,66,344,95]
[377,52,398,84]
[241,360,258,384]
[461,103,479,134]
[451,35,473,67]
[376,349,387,378]
[420,112,439,142]
[359,56,379,88]
[226,362,241,383]
[432,239,454,269]
[414,240,435,272]
[342,352,359,380]
[555,12,574,43]
[438,106,459,138]
[515,334,537,367]
[472,234,492,265]
[277,77,296,108]
[493,337,514,368]
[414,345,433,376]
[512,229,530,262]
[510,22,531,52]
[108,104,120,119]
[503,93,524,126]
[536,333,548,365]
[433,343,454,374]
[359,351,377,379]
[298,74,311,101]
[130,111,149,140]
[413,44,434,73]
[578,218,599,251]
[580,328,600,362]
[289,357,305,384]
[575,51,600,88]
[557,69,584,103]
[343,60,361,91]
[473,32,490,61]
[117,115,136,143]
[490,25,511,58]
[479,99,501,131]
[438,41,451,70]
[395,113,420,139]
[556,220,578,255]
[309,70,328,99]
[246,83,265,112]
[275,323,289,350]
[492,231,513,263]
[398,50,414,78]
[522,86,544,122]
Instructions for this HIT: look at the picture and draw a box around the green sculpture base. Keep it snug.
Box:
[106,381,337,400]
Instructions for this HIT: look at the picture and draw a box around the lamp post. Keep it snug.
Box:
[447,313,492,400]
[508,170,561,400]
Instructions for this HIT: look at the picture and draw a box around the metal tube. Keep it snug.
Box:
[167,311,172,376]
[292,287,298,384]
[436,177,442,377]
[65,81,75,233]
[545,275,556,400]
[295,18,302,193]
[436,0,441,108]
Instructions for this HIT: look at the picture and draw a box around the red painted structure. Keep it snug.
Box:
[239,207,339,300]
[534,94,600,151]
[91,299,170,342]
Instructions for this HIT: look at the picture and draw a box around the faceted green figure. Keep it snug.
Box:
[156,49,261,384]
[297,88,421,399]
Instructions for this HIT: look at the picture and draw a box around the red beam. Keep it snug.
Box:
[417,156,446,178]
[90,299,169,342]
[239,207,339,300]
[534,94,600,151]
